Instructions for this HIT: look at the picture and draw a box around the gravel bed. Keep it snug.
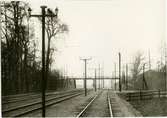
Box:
[21,90,97,117]
[83,90,110,117]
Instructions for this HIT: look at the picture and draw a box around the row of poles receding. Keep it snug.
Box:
[80,52,123,97]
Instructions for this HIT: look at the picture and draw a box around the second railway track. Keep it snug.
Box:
[2,89,81,105]
[2,89,91,117]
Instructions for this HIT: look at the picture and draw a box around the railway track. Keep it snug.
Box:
[76,90,113,117]
[2,89,83,111]
[2,89,89,117]
[3,89,137,117]
[2,89,80,105]
[108,91,122,117]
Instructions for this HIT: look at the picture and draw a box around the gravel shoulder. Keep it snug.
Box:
[118,91,167,116]
[110,91,142,117]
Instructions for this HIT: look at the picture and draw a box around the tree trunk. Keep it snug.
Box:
[24,47,29,92]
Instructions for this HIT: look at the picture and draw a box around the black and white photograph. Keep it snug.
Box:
[1,0,167,117]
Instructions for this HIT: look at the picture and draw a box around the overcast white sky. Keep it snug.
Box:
[27,0,166,77]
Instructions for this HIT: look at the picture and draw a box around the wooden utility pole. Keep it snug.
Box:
[165,47,167,92]
[119,52,122,92]
[161,51,163,72]
[142,63,148,90]
[98,64,101,89]
[111,72,113,89]
[143,64,145,90]
[80,58,91,96]
[123,65,125,85]
[102,64,104,88]
[94,69,97,92]
[114,63,117,90]
[126,64,128,90]
[148,49,152,89]
[28,6,58,117]
[148,49,151,70]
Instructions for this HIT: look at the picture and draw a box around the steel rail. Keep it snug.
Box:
[107,91,113,117]
[76,91,102,118]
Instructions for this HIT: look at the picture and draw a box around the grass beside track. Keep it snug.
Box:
[117,92,167,116]
[129,97,167,116]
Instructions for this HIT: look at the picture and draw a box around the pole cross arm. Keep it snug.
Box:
[45,14,57,17]
[28,6,58,18]
[29,14,42,17]
[30,14,57,17]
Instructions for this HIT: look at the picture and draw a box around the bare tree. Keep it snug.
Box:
[131,51,145,80]
[1,2,69,95]
[44,8,68,80]
[1,1,30,93]
[1,1,38,94]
